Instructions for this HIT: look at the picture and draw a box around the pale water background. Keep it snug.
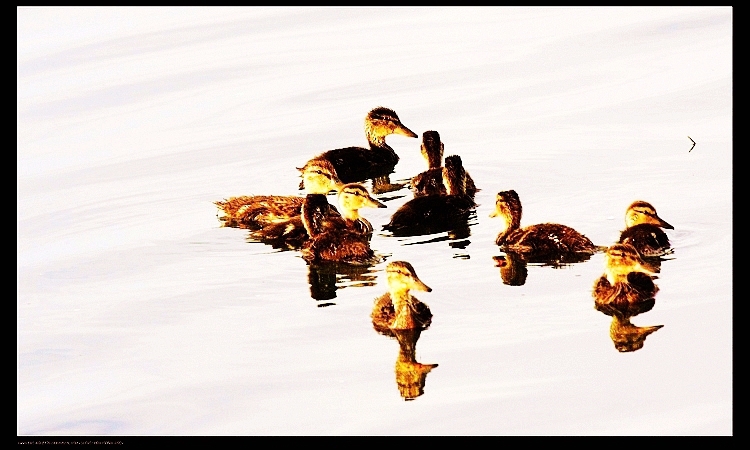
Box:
[18,7,732,435]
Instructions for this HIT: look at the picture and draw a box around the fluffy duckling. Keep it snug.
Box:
[371,261,433,333]
[215,159,343,229]
[411,131,477,198]
[299,107,418,187]
[384,155,477,236]
[490,190,600,257]
[593,243,659,312]
[252,183,385,248]
[300,194,378,264]
[618,200,674,257]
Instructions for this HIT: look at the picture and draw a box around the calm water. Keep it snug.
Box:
[18,7,732,435]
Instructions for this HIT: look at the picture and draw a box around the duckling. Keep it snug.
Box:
[215,159,343,230]
[252,183,385,248]
[490,190,600,258]
[618,200,674,257]
[411,130,477,198]
[384,155,477,236]
[593,243,659,313]
[371,261,433,333]
[300,194,378,264]
[299,107,418,187]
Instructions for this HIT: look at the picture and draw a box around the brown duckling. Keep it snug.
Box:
[215,159,343,229]
[251,183,385,248]
[593,243,659,314]
[298,107,418,187]
[371,261,433,333]
[618,200,674,257]
[411,130,477,198]
[384,155,477,236]
[490,190,600,258]
[300,193,379,264]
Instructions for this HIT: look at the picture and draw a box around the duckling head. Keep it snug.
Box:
[299,159,344,195]
[337,184,386,228]
[365,107,418,145]
[625,200,674,230]
[442,155,468,196]
[386,261,432,296]
[301,194,332,238]
[420,130,444,170]
[604,243,655,284]
[489,189,522,235]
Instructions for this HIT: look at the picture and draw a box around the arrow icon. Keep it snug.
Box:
[688,136,696,152]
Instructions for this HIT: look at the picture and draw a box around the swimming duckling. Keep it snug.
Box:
[490,190,600,258]
[618,200,674,257]
[384,155,477,236]
[252,183,385,248]
[593,243,659,313]
[300,194,378,264]
[371,261,433,333]
[411,131,477,198]
[299,107,418,187]
[215,159,343,230]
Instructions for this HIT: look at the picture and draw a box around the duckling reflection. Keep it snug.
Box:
[392,328,438,401]
[215,159,343,230]
[411,131,477,199]
[307,260,379,302]
[492,253,528,286]
[384,155,477,237]
[592,243,663,352]
[298,107,418,187]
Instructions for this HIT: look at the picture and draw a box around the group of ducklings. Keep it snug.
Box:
[215,106,676,336]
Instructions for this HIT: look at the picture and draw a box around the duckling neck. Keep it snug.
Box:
[390,290,417,329]
[341,207,360,222]
[494,215,518,245]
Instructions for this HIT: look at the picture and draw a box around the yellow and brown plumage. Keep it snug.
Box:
[299,189,385,264]
[214,159,342,230]
[298,107,418,187]
[411,130,477,198]
[384,155,477,236]
[250,183,385,249]
[490,190,599,257]
[371,261,433,334]
[618,200,674,257]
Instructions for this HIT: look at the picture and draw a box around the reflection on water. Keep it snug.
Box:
[307,261,380,303]
[392,328,438,401]
[592,243,665,352]
[492,250,595,286]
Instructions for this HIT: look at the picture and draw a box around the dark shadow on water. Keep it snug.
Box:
[492,250,596,286]
[307,260,380,303]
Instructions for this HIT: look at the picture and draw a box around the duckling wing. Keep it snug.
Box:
[384,195,476,235]
[316,146,398,183]
[216,195,305,229]
[248,216,309,249]
[504,224,596,256]
[302,229,374,263]
[619,224,671,257]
